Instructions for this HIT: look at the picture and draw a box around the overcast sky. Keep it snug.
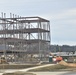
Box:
[0,0,76,46]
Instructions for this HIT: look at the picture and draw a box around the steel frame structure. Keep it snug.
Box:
[0,13,50,63]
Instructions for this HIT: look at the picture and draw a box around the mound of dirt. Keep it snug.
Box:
[59,60,76,67]
[59,60,68,66]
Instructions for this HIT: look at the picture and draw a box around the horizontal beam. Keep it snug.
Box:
[0,38,50,45]
[0,28,50,34]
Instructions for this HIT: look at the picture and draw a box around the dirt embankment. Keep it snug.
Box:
[59,60,76,67]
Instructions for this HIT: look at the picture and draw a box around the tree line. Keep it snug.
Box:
[50,45,76,52]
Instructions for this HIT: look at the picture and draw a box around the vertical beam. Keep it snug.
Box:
[1,12,7,57]
[4,13,6,57]
[47,21,50,55]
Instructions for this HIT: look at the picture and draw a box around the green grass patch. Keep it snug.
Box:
[0,64,40,69]
[3,72,36,75]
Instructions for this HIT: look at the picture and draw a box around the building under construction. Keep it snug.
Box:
[0,13,50,63]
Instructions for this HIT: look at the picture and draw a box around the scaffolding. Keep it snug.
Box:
[0,13,50,63]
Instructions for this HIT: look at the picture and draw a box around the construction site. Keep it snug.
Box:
[0,13,50,64]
